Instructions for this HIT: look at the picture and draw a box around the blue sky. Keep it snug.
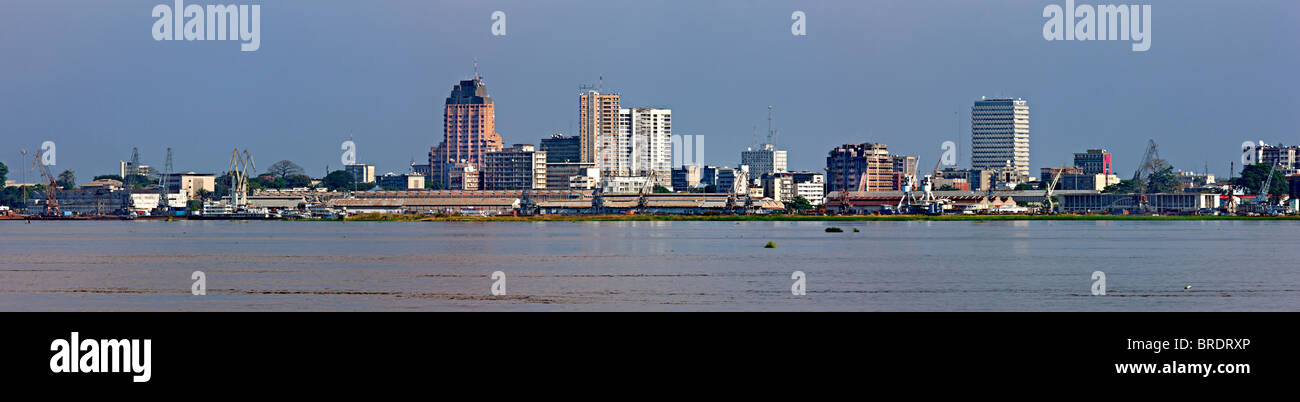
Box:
[1,0,1297,182]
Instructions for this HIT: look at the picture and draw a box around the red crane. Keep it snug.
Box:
[34,149,60,217]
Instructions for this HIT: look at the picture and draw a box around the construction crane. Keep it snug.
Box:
[227,148,255,210]
[1042,166,1066,214]
[33,149,61,217]
[156,147,173,216]
[1256,162,1277,214]
[896,158,920,212]
[1131,139,1161,213]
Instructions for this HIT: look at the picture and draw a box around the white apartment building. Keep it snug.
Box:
[606,107,672,188]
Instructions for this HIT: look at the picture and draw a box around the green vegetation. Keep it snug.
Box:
[1103,160,1180,194]
[1,186,36,208]
[852,228,860,232]
[937,184,960,191]
[123,174,154,190]
[56,170,76,190]
[1235,163,1288,196]
[787,196,813,211]
[0,161,7,185]
[322,170,372,191]
[653,184,672,193]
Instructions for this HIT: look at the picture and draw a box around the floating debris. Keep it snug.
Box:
[825,227,844,233]
[764,241,777,248]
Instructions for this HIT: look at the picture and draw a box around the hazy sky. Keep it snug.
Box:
[1,0,1297,182]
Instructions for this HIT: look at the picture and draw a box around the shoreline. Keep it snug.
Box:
[7,213,1298,222]
[337,213,1300,222]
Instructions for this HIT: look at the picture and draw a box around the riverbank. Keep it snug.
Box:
[339,213,1300,222]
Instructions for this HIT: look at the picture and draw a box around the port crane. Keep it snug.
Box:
[227,149,255,210]
[1042,166,1066,214]
[1256,162,1278,215]
[895,157,946,215]
[33,149,60,217]
[1130,139,1161,214]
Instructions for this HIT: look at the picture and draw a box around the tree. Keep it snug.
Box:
[1103,161,1180,194]
[0,161,7,185]
[56,170,76,190]
[704,184,718,193]
[214,172,233,197]
[1102,180,1134,194]
[1014,183,1035,191]
[285,174,312,188]
[1146,165,1180,193]
[123,174,153,190]
[265,160,305,180]
[250,175,287,190]
[788,196,813,211]
[323,170,357,191]
[1235,163,1288,196]
[93,174,125,182]
[653,184,672,193]
[936,184,959,191]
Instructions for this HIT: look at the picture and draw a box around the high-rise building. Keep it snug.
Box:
[430,76,504,187]
[540,133,581,163]
[741,144,787,177]
[826,143,894,193]
[1073,149,1112,175]
[607,107,672,187]
[483,144,546,190]
[971,98,1030,178]
[579,90,621,166]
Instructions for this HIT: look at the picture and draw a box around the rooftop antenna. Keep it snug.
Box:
[473,57,479,79]
[599,75,604,92]
[752,125,758,149]
[766,106,774,146]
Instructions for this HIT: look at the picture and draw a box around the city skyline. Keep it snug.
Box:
[2,0,1297,182]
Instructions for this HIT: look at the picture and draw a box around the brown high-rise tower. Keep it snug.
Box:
[429,76,503,188]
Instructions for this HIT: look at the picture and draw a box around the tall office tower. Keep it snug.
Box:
[578,90,621,166]
[608,107,672,187]
[741,143,788,177]
[429,76,504,187]
[1073,149,1112,175]
[971,97,1030,178]
[825,142,894,193]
